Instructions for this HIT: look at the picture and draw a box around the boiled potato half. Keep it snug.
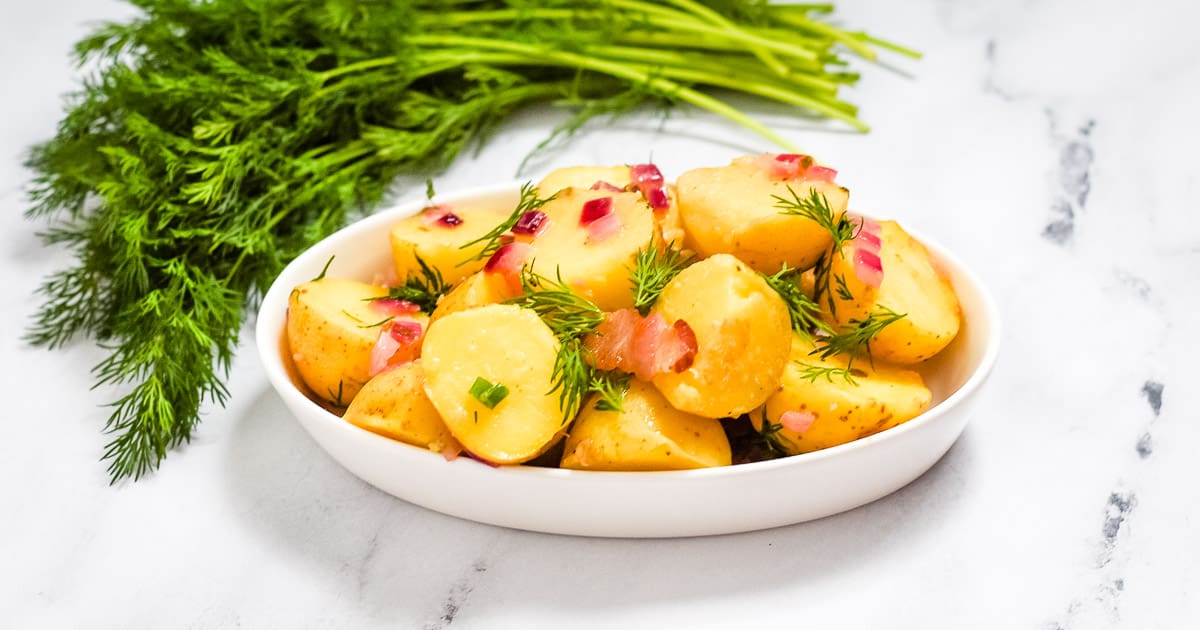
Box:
[754,335,932,454]
[651,253,791,418]
[428,270,514,325]
[527,187,656,311]
[823,220,961,364]
[561,380,731,471]
[675,154,849,273]
[390,203,511,287]
[288,278,394,406]
[342,361,460,453]
[421,304,566,464]
[536,164,685,247]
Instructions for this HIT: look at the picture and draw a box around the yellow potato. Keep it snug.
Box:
[753,335,932,454]
[342,361,460,453]
[537,165,632,195]
[287,278,389,406]
[527,187,656,311]
[536,165,685,247]
[428,270,513,325]
[421,304,565,464]
[651,254,791,418]
[675,154,849,273]
[390,204,510,287]
[822,220,961,364]
[561,380,731,470]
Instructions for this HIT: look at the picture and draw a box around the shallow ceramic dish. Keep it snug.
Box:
[255,182,1000,538]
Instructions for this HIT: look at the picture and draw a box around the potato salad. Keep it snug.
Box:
[285,154,963,471]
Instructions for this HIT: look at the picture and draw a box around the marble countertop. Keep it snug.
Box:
[3,1,1198,628]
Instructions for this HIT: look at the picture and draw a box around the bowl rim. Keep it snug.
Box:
[255,180,1001,481]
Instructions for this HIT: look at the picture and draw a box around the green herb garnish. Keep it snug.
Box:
[813,306,906,362]
[590,371,632,413]
[24,0,915,480]
[629,242,694,316]
[761,265,832,342]
[370,254,450,313]
[793,362,859,386]
[469,377,510,409]
[773,186,860,312]
[459,183,556,265]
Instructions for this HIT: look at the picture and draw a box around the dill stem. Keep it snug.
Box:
[658,0,789,76]
[408,34,800,150]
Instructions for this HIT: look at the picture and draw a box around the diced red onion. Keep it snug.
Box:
[368,332,401,376]
[463,449,501,468]
[484,241,532,274]
[370,299,420,316]
[368,320,424,376]
[389,319,423,343]
[853,248,884,289]
[856,218,882,250]
[630,163,664,189]
[645,186,670,212]
[780,410,816,434]
[421,204,461,228]
[580,196,614,225]
[585,211,622,243]
[512,210,550,236]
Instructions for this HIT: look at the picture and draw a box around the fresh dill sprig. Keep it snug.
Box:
[773,186,859,253]
[813,305,906,362]
[833,272,854,302]
[794,362,859,386]
[372,254,450,313]
[773,186,860,312]
[459,182,556,265]
[590,371,631,413]
[761,265,832,341]
[629,241,694,316]
[507,267,607,422]
[312,256,335,282]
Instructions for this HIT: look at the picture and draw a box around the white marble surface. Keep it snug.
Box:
[3,1,1198,628]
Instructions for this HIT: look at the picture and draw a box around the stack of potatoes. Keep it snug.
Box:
[285,155,963,471]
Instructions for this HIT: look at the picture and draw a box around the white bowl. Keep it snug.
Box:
[255,182,1000,538]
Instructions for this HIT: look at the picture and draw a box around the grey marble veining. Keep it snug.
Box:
[2,1,1199,628]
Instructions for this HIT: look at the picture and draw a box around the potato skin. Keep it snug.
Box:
[561,380,731,471]
[390,204,509,287]
[287,278,391,405]
[421,304,565,464]
[342,361,460,453]
[675,155,848,273]
[527,187,656,311]
[823,220,961,364]
[754,335,932,454]
[651,253,791,418]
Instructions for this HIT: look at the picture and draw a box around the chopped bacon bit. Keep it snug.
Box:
[369,319,424,376]
[645,186,670,213]
[590,180,624,192]
[585,211,622,243]
[583,309,698,380]
[512,210,550,236]
[580,196,614,225]
[370,298,420,317]
[421,204,462,228]
[853,248,884,289]
[484,241,532,294]
[805,165,838,182]
[666,319,698,373]
[780,411,816,434]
